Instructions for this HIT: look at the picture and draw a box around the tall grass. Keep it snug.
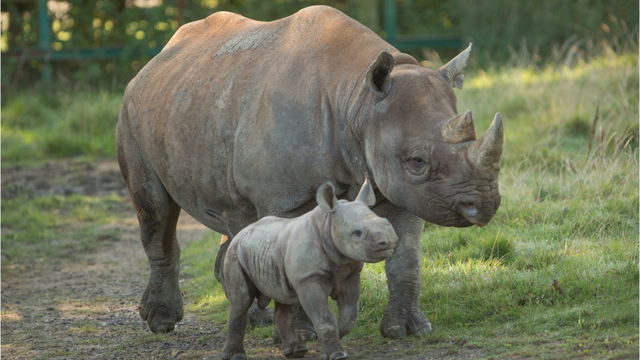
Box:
[1,91,123,162]
[456,1,638,64]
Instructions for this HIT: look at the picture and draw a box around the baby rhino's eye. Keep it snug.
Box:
[352,230,363,237]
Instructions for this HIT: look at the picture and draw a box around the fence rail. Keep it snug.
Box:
[1,0,461,82]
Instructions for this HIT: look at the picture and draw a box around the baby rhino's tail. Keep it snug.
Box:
[204,209,234,287]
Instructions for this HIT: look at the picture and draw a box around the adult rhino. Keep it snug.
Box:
[116,5,503,338]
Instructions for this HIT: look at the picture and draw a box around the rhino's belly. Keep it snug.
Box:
[236,229,299,305]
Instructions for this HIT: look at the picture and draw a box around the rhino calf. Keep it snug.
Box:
[217,177,397,360]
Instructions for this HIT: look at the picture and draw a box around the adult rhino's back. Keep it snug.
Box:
[117,6,396,234]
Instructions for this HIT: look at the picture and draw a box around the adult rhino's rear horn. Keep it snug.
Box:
[467,113,503,172]
[438,43,472,89]
[441,110,476,143]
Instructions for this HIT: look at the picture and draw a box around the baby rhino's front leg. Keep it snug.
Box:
[222,248,254,360]
[337,270,361,339]
[274,302,308,358]
[298,283,348,360]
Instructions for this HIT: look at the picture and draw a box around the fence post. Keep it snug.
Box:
[38,0,52,83]
[383,0,397,40]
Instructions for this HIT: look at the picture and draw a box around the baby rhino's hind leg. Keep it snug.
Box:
[275,302,308,358]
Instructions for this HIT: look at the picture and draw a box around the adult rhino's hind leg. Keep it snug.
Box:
[380,208,432,339]
[116,124,183,333]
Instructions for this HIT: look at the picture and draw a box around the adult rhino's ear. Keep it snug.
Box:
[317,181,339,213]
[366,51,395,97]
[355,173,376,206]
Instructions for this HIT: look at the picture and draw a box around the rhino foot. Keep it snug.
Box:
[221,352,246,360]
[283,343,308,358]
[271,323,316,344]
[222,341,246,360]
[380,310,432,339]
[139,294,184,333]
[247,303,274,326]
[321,350,349,360]
[293,319,316,341]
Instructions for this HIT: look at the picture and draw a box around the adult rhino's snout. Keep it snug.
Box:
[458,202,485,227]
[457,195,501,227]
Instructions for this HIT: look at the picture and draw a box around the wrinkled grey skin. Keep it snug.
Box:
[220,179,397,360]
[116,5,503,337]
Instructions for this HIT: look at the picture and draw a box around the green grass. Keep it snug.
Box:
[1,91,123,163]
[180,231,229,325]
[1,45,637,358]
[1,193,129,264]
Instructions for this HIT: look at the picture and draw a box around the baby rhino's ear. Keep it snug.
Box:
[355,174,376,206]
[317,181,339,213]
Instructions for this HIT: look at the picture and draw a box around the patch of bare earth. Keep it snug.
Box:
[1,160,488,360]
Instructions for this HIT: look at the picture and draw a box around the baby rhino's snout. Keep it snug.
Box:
[375,237,391,250]
[368,218,398,261]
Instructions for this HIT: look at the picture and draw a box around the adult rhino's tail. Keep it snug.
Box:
[204,209,234,287]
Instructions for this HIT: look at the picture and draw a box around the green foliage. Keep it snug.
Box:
[1,0,637,93]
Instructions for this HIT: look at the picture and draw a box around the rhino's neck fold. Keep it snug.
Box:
[335,78,377,196]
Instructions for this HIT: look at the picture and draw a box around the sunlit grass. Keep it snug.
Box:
[180,231,228,325]
[460,51,638,169]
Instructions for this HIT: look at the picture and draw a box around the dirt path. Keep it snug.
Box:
[2,159,230,359]
[1,160,485,360]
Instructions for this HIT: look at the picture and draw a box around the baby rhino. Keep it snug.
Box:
[219,177,398,360]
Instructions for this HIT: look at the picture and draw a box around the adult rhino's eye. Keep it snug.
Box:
[352,230,363,237]
[404,155,430,177]
[410,157,425,167]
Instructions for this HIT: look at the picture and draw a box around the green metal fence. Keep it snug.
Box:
[1,0,461,83]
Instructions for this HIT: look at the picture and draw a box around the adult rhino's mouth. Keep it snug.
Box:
[457,196,501,227]
[458,202,487,227]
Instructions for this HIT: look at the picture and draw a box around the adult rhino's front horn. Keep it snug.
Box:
[467,113,503,172]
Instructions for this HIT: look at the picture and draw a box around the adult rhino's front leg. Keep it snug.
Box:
[375,205,432,339]
[117,125,183,333]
